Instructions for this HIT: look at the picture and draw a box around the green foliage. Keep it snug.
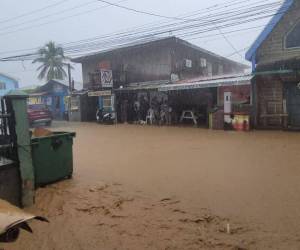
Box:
[33,41,68,81]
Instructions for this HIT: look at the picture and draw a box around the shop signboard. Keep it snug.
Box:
[88,90,112,97]
[100,69,113,88]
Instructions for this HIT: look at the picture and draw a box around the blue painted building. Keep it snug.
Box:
[0,72,19,96]
[28,79,70,120]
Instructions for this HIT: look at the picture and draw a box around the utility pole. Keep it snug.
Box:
[68,63,72,92]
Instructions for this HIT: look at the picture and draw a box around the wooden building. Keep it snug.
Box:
[73,36,247,89]
[246,0,300,129]
[72,37,247,122]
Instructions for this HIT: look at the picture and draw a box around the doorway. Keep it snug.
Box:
[286,83,300,127]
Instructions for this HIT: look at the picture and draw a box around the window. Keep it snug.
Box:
[207,62,213,77]
[218,64,224,75]
[0,82,6,90]
[285,20,300,49]
[200,58,207,68]
[185,59,192,68]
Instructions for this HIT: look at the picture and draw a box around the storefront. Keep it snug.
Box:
[115,81,169,124]
[113,75,253,128]
[88,90,115,113]
[159,74,253,129]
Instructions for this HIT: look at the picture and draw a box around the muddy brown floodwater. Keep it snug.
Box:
[4,122,300,249]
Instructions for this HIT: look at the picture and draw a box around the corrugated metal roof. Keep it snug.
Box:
[115,80,170,91]
[159,74,253,92]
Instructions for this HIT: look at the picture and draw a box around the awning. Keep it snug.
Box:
[159,74,253,92]
[115,80,170,92]
[88,90,112,97]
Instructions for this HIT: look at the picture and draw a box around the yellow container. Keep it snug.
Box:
[233,114,250,131]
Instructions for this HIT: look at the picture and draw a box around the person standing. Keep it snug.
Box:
[121,99,128,123]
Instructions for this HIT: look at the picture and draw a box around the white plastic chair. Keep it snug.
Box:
[146,108,155,125]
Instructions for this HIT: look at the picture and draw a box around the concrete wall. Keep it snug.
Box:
[256,0,300,65]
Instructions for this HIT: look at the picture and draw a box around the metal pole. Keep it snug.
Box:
[68,63,72,92]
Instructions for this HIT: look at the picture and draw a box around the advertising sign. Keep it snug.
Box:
[88,90,112,97]
[101,69,113,88]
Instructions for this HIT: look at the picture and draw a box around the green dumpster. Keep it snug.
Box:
[31,132,76,187]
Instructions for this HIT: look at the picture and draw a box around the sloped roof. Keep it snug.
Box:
[0,72,18,83]
[50,79,82,90]
[72,36,248,69]
[36,79,69,93]
[245,0,294,62]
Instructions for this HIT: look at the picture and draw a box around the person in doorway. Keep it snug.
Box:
[134,99,140,123]
[159,100,168,125]
[140,96,149,121]
[121,99,128,123]
[167,104,172,125]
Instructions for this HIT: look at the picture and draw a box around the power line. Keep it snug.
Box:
[226,46,251,57]
[59,0,255,48]
[0,0,97,32]
[0,0,70,25]
[62,1,283,48]
[213,25,244,59]
[96,0,188,21]
[60,1,282,52]
[0,0,128,38]
[0,0,286,61]
[0,0,273,55]
[0,0,280,40]
[189,23,269,42]
[61,3,283,55]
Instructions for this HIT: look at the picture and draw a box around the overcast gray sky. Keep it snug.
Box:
[0,0,278,87]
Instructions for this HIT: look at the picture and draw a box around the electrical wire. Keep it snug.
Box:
[0,0,280,53]
[0,0,71,25]
[0,0,98,32]
[0,0,288,61]
[0,0,128,38]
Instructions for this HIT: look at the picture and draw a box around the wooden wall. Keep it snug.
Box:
[256,0,300,65]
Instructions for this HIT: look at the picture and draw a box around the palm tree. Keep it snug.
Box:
[33,41,68,81]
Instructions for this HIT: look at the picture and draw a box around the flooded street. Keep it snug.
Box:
[6,122,300,249]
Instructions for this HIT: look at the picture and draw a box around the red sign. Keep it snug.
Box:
[98,61,111,70]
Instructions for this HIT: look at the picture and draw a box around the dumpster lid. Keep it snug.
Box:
[0,157,14,168]
[31,132,76,141]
